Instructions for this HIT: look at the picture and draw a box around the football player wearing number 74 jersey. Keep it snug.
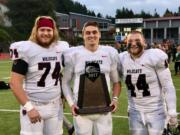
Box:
[118,31,177,135]
[9,16,69,135]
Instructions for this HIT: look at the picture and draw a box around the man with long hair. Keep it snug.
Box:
[9,16,68,135]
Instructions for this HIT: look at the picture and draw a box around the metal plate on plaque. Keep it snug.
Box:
[76,62,113,114]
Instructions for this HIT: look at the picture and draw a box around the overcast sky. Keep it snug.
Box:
[73,0,179,17]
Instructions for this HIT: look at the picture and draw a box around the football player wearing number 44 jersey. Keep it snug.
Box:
[118,31,177,135]
[9,16,69,135]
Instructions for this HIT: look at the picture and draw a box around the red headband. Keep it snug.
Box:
[37,18,54,29]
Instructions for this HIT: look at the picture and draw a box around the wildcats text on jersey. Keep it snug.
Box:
[127,69,142,74]
[42,56,57,61]
[85,60,103,64]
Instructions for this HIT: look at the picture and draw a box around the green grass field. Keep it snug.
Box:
[0,60,179,135]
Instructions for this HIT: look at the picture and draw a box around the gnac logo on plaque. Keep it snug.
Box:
[85,62,100,82]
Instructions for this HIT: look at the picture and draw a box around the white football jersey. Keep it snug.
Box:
[10,40,69,102]
[118,49,176,115]
[62,45,119,106]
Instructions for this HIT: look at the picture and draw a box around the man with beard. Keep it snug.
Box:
[118,31,177,135]
[62,21,121,135]
[9,16,68,135]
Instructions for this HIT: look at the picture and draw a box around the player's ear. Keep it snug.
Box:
[142,32,146,42]
[141,36,146,47]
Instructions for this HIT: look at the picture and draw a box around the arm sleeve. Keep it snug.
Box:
[118,52,126,79]
[155,50,177,116]
[109,47,119,83]
[12,59,28,75]
[62,50,74,106]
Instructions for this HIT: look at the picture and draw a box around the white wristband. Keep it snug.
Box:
[168,110,177,117]
[24,101,34,112]
[112,96,119,101]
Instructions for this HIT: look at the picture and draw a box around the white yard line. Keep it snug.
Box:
[0,109,128,119]
[0,61,11,64]
[1,109,179,119]
[2,77,10,79]
[2,109,180,117]
[1,79,180,91]
[0,109,19,112]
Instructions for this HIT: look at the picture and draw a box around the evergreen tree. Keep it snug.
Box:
[177,6,180,16]
[163,8,174,17]
[97,13,103,18]
[116,7,135,18]
[153,9,160,17]
[7,0,56,40]
[54,0,96,16]
[105,15,115,23]
[54,0,68,14]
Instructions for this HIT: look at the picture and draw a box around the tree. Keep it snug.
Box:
[116,7,134,18]
[105,15,115,23]
[6,0,56,40]
[153,9,160,17]
[116,7,160,19]
[177,6,180,16]
[54,0,68,14]
[163,8,173,17]
[87,10,96,16]
[0,27,12,52]
[54,0,96,16]
[0,28,11,42]
[97,13,103,18]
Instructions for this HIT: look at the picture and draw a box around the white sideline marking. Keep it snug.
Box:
[0,60,11,63]
[0,109,19,112]
[2,77,10,79]
[1,109,180,119]
[113,115,128,119]
[1,78,180,91]
[0,109,128,119]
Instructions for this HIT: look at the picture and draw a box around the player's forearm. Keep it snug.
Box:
[9,72,29,106]
[164,79,177,116]
[157,68,177,116]
[112,82,121,98]
[10,81,28,106]
[62,72,74,107]
[62,87,74,107]
[165,89,177,116]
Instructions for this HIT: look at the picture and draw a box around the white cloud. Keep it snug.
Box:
[107,0,116,4]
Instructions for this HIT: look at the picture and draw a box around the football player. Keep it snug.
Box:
[9,16,69,135]
[62,21,121,135]
[118,31,177,135]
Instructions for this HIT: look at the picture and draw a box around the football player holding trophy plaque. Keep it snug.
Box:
[62,21,121,135]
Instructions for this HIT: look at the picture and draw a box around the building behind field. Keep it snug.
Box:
[115,16,180,44]
[143,17,180,44]
[56,12,115,41]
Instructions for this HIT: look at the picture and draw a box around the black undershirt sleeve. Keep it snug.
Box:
[62,54,65,67]
[12,59,28,75]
